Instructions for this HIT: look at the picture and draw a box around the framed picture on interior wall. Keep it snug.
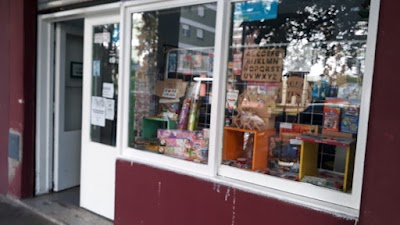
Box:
[71,61,83,78]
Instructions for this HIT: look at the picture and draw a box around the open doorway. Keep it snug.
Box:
[26,17,84,214]
[27,17,113,224]
[51,18,84,205]
[35,7,120,220]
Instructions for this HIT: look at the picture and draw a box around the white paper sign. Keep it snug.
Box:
[105,99,115,121]
[102,83,114,98]
[91,96,106,127]
[94,32,111,44]
[290,139,302,145]
[280,122,293,129]
[162,88,178,98]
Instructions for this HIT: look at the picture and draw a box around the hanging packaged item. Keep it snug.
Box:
[226,90,239,110]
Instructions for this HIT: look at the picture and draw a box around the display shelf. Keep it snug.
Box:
[142,117,178,140]
[223,126,276,171]
[298,134,356,192]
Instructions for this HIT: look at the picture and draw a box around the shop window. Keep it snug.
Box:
[128,3,217,164]
[222,0,371,194]
[90,23,119,146]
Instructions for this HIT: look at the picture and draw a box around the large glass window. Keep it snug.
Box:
[128,3,217,164]
[222,0,370,193]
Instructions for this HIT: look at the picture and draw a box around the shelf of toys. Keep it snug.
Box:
[133,48,214,164]
[222,42,363,192]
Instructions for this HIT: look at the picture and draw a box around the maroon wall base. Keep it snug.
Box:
[115,160,354,225]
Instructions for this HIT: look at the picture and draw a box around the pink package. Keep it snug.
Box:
[157,129,191,139]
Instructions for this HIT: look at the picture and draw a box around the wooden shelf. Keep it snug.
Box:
[223,126,276,171]
[298,135,356,192]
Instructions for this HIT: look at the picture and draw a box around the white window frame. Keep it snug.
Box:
[119,0,381,218]
[121,0,219,178]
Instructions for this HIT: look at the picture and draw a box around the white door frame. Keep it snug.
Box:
[35,2,121,196]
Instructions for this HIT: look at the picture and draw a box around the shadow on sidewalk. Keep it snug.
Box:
[0,196,57,225]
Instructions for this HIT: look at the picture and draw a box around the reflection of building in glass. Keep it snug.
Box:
[178,4,216,48]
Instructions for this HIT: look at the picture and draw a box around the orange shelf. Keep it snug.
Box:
[223,126,276,171]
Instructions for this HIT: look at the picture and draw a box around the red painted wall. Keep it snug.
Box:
[358,1,400,225]
[8,0,25,198]
[0,0,36,198]
[0,0,11,195]
[115,160,354,225]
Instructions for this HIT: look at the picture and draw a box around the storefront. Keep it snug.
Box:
[4,0,400,224]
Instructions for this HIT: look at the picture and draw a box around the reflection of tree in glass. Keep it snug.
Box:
[241,0,370,44]
[133,12,159,139]
[236,0,370,78]
[135,12,159,81]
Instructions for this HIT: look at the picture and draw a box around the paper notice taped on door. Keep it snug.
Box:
[102,82,114,98]
[91,96,106,127]
[105,98,115,121]
[94,32,111,44]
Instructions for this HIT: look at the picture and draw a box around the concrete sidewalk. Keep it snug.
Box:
[0,195,59,225]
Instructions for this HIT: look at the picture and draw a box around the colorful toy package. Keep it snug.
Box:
[279,123,318,136]
[341,115,359,134]
[323,107,340,132]
[157,129,209,162]
[323,98,342,132]
[159,99,180,120]
[341,104,359,134]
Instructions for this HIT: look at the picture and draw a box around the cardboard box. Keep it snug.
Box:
[279,123,318,136]
[155,79,188,99]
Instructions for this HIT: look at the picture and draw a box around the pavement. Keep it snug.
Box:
[0,187,113,225]
[0,195,57,225]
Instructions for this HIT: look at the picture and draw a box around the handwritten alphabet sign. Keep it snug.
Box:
[241,48,285,82]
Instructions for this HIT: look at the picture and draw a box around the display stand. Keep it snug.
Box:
[223,126,276,171]
[297,134,356,192]
[142,117,178,140]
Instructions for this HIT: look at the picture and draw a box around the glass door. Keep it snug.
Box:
[80,14,120,220]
